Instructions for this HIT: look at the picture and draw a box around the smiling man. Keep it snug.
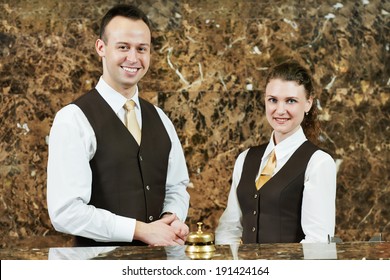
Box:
[96,13,151,98]
[47,4,190,247]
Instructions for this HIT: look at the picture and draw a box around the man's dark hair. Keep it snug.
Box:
[99,4,151,42]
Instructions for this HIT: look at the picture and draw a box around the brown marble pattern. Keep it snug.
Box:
[0,242,389,260]
[0,0,389,248]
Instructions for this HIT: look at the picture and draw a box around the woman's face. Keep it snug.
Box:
[265,78,313,144]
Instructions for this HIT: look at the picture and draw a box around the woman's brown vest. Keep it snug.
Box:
[237,141,319,244]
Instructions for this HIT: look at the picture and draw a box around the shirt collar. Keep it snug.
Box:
[264,127,307,161]
[95,77,140,114]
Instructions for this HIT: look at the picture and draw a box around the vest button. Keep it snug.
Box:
[139,155,143,161]
[149,216,154,221]
[252,227,256,232]
[253,210,257,215]
[254,194,258,199]
[146,185,150,190]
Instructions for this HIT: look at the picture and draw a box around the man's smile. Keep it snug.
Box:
[121,66,139,73]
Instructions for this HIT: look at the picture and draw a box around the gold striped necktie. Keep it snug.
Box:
[123,100,141,145]
[255,149,276,190]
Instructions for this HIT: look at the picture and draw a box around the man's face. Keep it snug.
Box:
[95,16,151,97]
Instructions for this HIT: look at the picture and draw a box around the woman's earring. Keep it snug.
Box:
[305,111,309,116]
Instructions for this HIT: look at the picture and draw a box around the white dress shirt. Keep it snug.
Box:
[47,77,190,243]
[215,127,336,244]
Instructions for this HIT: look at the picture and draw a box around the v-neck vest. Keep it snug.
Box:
[237,141,319,244]
[73,89,171,246]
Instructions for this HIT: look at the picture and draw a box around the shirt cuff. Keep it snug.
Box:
[162,207,185,221]
[112,215,136,242]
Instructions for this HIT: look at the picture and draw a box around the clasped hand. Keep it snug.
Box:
[134,213,189,246]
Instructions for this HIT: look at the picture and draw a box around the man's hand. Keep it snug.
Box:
[161,212,189,243]
[134,214,185,246]
[170,218,189,242]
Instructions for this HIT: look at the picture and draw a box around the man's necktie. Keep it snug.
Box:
[255,149,276,190]
[123,100,141,145]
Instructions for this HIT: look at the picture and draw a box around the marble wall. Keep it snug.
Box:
[0,0,389,248]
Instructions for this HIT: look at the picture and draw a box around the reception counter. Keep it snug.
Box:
[1,241,389,260]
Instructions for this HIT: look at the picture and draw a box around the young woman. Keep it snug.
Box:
[215,61,336,244]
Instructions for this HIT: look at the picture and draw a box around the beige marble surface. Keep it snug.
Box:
[0,0,389,248]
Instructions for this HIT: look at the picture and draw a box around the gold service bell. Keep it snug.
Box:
[185,222,216,259]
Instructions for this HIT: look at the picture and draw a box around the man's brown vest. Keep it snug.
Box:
[73,89,171,246]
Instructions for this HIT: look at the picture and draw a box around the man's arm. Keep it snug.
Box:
[47,105,136,243]
[155,108,191,242]
[157,109,190,220]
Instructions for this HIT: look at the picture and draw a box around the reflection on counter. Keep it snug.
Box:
[48,247,117,260]
[0,242,389,260]
[302,243,337,259]
[48,246,190,260]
